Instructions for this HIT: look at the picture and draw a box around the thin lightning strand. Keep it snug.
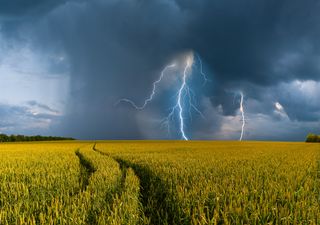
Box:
[187,87,205,120]
[115,64,176,109]
[239,92,245,141]
[195,53,210,86]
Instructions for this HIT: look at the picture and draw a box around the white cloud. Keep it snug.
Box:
[274,101,289,120]
[0,36,70,113]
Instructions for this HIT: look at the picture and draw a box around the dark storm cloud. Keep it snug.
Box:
[0,0,68,17]
[1,0,320,139]
[35,0,188,139]
[181,0,320,84]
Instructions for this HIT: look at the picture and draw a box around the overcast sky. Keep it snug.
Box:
[0,0,319,140]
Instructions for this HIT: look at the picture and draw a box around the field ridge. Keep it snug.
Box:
[92,144,130,208]
[88,144,144,224]
[93,144,189,225]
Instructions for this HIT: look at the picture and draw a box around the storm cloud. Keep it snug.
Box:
[0,0,320,140]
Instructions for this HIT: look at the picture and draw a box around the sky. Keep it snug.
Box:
[0,0,319,141]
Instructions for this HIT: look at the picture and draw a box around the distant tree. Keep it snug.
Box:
[0,134,9,142]
[9,135,17,142]
[0,133,75,142]
[16,135,24,142]
[306,133,320,143]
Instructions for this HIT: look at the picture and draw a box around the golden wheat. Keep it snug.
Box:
[0,141,319,224]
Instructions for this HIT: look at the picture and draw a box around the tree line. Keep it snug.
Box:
[0,134,75,142]
[306,133,320,143]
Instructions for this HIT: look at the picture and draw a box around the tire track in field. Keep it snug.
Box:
[75,149,96,192]
[76,146,121,225]
[75,147,100,225]
[93,144,190,225]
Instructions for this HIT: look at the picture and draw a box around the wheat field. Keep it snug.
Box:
[0,141,319,224]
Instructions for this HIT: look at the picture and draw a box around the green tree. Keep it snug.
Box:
[306,133,320,143]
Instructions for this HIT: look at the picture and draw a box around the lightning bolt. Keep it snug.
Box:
[177,57,191,140]
[117,52,208,140]
[161,56,206,140]
[115,64,176,109]
[239,92,245,141]
[195,53,211,86]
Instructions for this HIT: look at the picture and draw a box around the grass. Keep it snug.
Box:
[0,141,319,224]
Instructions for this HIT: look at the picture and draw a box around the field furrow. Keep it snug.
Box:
[75,149,96,192]
[76,144,145,224]
[114,157,186,225]
[97,141,320,224]
[1,141,319,224]
[94,144,189,224]
[92,144,147,224]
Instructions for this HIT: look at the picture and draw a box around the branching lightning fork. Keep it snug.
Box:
[116,52,208,140]
[115,64,176,110]
[171,57,192,140]
[161,55,207,140]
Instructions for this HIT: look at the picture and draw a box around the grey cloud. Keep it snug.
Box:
[27,100,59,114]
[1,0,320,140]
[0,103,60,134]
